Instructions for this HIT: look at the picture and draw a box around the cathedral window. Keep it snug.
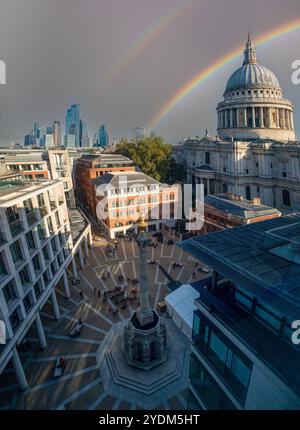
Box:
[282,172,287,178]
[282,189,291,207]
[246,169,249,174]
[222,183,228,193]
[205,152,210,165]
[246,186,251,201]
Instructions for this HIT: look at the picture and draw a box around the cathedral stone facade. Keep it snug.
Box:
[173,34,300,211]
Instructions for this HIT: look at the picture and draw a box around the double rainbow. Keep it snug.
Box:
[149,18,300,128]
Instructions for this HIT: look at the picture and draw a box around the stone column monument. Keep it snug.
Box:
[123,213,167,370]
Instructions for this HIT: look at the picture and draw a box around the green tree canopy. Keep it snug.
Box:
[114,135,173,182]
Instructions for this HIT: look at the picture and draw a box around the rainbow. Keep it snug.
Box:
[102,0,197,89]
[149,18,300,128]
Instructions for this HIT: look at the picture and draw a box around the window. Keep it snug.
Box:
[23,294,33,313]
[223,167,226,172]
[9,307,22,332]
[246,186,251,201]
[6,206,22,236]
[51,238,57,253]
[282,171,287,178]
[10,240,23,263]
[222,183,228,193]
[3,280,17,305]
[205,152,211,165]
[42,245,50,260]
[192,313,252,405]
[32,255,41,272]
[55,211,61,227]
[26,231,36,251]
[0,252,7,277]
[37,193,46,208]
[19,266,30,286]
[37,222,46,241]
[245,169,249,174]
[34,281,43,299]
[23,198,34,214]
[282,189,291,207]
[257,187,260,193]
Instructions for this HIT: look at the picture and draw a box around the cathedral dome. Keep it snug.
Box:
[224,33,281,95]
[225,63,281,94]
[217,33,295,142]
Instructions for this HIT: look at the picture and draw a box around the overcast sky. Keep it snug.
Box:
[0,0,300,145]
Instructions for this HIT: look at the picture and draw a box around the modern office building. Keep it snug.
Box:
[52,121,61,149]
[1,149,75,207]
[96,125,109,149]
[0,179,92,391]
[173,34,300,211]
[179,214,300,409]
[132,127,146,140]
[94,171,179,238]
[65,104,80,147]
[74,154,136,219]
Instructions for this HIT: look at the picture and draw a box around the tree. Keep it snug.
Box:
[114,135,173,182]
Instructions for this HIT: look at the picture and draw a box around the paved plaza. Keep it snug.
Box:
[0,233,207,410]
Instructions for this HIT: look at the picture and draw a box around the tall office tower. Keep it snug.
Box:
[52,121,61,148]
[79,119,89,147]
[97,125,109,148]
[33,123,41,140]
[65,104,80,147]
[44,128,54,149]
[132,126,146,140]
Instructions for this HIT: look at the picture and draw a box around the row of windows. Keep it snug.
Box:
[225,89,281,99]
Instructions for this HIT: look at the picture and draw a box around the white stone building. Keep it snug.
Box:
[174,35,300,211]
[0,179,91,390]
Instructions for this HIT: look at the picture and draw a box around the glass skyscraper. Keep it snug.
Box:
[65,104,80,147]
[97,125,109,148]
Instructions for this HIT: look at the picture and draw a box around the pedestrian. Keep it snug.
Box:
[80,291,83,299]
[98,290,101,299]
[192,271,196,278]
[93,287,96,295]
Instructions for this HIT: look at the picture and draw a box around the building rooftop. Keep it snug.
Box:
[78,153,135,166]
[0,180,61,204]
[204,193,281,220]
[93,171,160,188]
[178,214,300,323]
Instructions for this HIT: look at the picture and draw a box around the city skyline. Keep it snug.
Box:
[0,0,300,146]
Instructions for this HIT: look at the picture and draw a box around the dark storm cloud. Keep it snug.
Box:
[0,0,299,145]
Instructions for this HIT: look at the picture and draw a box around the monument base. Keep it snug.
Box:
[95,317,190,409]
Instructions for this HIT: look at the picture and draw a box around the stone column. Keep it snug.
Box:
[259,107,264,128]
[290,111,294,130]
[229,109,233,128]
[276,109,280,127]
[252,107,256,127]
[35,312,47,350]
[51,289,60,320]
[268,108,272,128]
[244,108,247,126]
[207,179,210,195]
[136,229,153,326]
[63,270,70,298]
[12,348,28,391]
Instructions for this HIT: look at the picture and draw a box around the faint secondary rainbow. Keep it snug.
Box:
[149,18,300,128]
[103,0,197,89]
